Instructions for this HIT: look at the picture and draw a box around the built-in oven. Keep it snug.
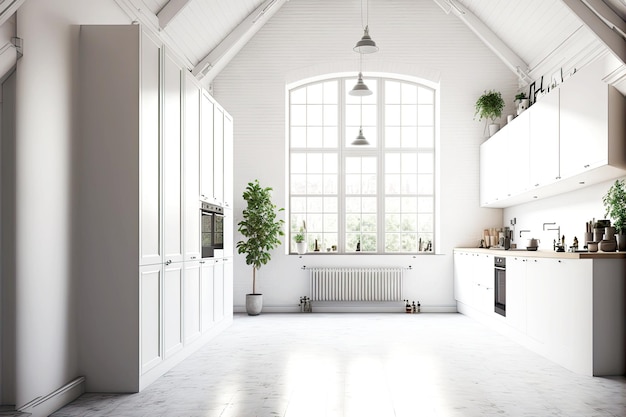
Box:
[494,256,506,316]
[201,202,224,258]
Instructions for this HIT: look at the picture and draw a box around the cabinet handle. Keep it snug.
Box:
[584,164,590,168]
[165,260,172,266]
[191,256,196,259]
[556,176,561,180]
[199,260,205,264]
[535,183,540,187]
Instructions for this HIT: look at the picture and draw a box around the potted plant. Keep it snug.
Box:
[236,180,285,315]
[294,221,307,255]
[603,179,626,251]
[514,92,530,115]
[474,90,505,137]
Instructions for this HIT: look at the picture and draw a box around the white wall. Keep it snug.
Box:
[14,0,129,409]
[212,0,516,311]
[503,176,626,250]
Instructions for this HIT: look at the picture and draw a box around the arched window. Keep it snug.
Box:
[288,75,436,254]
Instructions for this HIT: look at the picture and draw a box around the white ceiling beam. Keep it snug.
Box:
[157,0,191,29]
[0,0,26,27]
[192,0,289,82]
[446,0,532,83]
[561,0,626,65]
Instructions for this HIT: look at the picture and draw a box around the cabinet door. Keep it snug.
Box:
[140,264,162,374]
[474,253,494,314]
[184,74,201,261]
[223,257,233,320]
[201,260,215,332]
[213,105,224,205]
[506,257,527,333]
[213,259,225,322]
[163,262,183,357]
[479,133,506,205]
[163,51,184,264]
[507,111,530,196]
[200,91,214,201]
[223,112,233,208]
[526,258,554,345]
[183,261,202,343]
[140,31,162,266]
[453,252,471,304]
[560,60,608,178]
[529,89,560,187]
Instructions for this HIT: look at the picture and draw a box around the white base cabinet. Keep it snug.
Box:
[78,24,233,393]
[454,250,625,376]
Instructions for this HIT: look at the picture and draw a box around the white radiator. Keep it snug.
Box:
[309,267,404,302]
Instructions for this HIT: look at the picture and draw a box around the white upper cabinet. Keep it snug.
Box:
[529,87,560,188]
[213,105,224,205]
[480,54,626,208]
[223,113,234,208]
[162,50,184,264]
[184,73,201,261]
[200,91,214,202]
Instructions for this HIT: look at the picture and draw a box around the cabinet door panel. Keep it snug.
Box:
[140,31,162,266]
[214,260,224,322]
[184,261,202,343]
[213,106,224,204]
[506,257,527,333]
[163,262,183,357]
[529,89,560,187]
[200,92,214,201]
[201,260,215,331]
[140,264,162,373]
[223,258,233,320]
[223,113,233,208]
[184,74,201,261]
[507,111,529,196]
[163,51,183,263]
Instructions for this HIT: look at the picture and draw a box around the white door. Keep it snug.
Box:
[213,259,224,322]
[163,262,183,357]
[213,105,224,205]
[184,261,202,343]
[184,74,201,261]
[140,264,162,374]
[200,91,214,201]
[201,260,215,332]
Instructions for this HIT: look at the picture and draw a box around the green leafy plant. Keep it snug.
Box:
[474,90,505,123]
[237,180,285,294]
[514,92,527,102]
[603,179,626,233]
[294,229,305,243]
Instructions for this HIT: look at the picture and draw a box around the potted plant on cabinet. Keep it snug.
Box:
[603,179,626,251]
[237,179,285,315]
[514,92,530,115]
[474,90,505,137]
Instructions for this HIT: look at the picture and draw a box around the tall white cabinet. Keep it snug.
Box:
[77,25,233,393]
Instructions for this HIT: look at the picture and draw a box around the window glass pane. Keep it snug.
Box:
[362,197,377,212]
[291,175,306,194]
[418,174,434,194]
[361,214,377,232]
[362,157,376,173]
[291,105,306,126]
[346,216,361,232]
[401,175,417,194]
[386,197,401,212]
[324,197,338,212]
[346,157,361,174]
[324,154,338,173]
[345,104,361,126]
[307,153,323,173]
[323,81,338,104]
[307,214,322,231]
[418,196,434,213]
[385,127,401,148]
[386,214,400,232]
[402,197,418,212]
[291,87,306,104]
[291,127,306,148]
[362,104,376,125]
[324,214,338,232]
[291,153,306,173]
[323,127,338,148]
[401,153,418,173]
[418,86,434,104]
[385,81,401,104]
[324,105,338,125]
[418,152,434,174]
[361,234,376,251]
[418,105,434,126]
[401,127,418,148]
[307,175,323,194]
[401,83,418,104]
[417,126,434,148]
[307,127,323,148]
[385,174,401,194]
[307,105,323,125]
[346,175,361,194]
[362,174,377,194]
[386,105,400,125]
[307,197,323,212]
[402,233,418,252]
[385,154,401,173]
[308,83,323,104]
[346,197,361,213]
[360,79,377,105]
[402,216,417,232]
[402,105,417,126]
[385,233,400,252]
[291,197,306,212]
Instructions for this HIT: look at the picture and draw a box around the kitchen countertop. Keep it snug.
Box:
[454,247,626,259]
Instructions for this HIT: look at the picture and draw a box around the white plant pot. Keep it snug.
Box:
[517,99,530,115]
[246,294,263,316]
[296,241,307,255]
[488,123,500,137]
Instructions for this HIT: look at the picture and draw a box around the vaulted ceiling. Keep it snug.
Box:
[115,0,626,90]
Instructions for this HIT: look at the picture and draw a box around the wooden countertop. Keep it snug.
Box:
[454,247,626,259]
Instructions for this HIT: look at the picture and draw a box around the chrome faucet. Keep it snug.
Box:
[519,229,531,238]
[543,222,561,250]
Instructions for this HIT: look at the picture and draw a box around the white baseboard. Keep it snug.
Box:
[18,376,85,417]
[234,304,458,314]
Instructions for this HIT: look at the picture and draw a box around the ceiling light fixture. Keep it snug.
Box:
[351,127,369,146]
[349,53,372,96]
[353,0,378,53]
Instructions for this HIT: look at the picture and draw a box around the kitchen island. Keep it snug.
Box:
[454,248,625,376]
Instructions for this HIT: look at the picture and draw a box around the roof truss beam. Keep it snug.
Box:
[560,0,626,65]
[157,0,191,29]
[443,0,532,83]
[192,0,288,81]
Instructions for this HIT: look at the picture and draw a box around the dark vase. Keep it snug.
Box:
[617,233,626,252]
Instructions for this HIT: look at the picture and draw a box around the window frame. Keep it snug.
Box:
[287,73,438,255]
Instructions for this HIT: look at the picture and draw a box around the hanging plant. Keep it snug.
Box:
[474,90,505,123]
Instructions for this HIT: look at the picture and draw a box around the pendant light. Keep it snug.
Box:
[353,0,378,54]
[351,127,369,146]
[349,53,372,96]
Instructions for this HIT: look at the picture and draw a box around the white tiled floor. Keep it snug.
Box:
[52,313,625,417]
